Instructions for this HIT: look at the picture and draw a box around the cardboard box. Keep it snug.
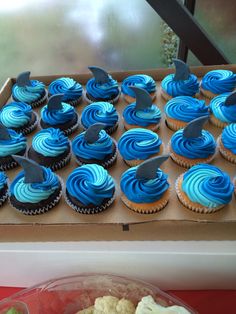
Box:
[0,64,236,242]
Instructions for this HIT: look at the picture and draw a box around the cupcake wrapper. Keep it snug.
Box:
[123,121,160,132]
[50,151,72,171]
[64,96,83,107]
[161,89,173,101]
[218,137,236,164]
[30,89,48,109]
[209,115,228,128]
[165,118,187,131]
[0,191,9,207]
[123,92,156,104]
[84,90,121,105]
[62,120,79,136]
[15,112,39,136]
[200,87,217,99]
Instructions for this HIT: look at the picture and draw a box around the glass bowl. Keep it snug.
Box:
[0,273,197,313]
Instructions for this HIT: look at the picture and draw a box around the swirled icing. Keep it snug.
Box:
[120,166,169,203]
[81,102,118,128]
[164,96,209,122]
[0,102,32,128]
[182,164,233,208]
[118,128,162,160]
[210,93,236,123]
[221,123,236,154]
[12,80,45,103]
[72,130,114,160]
[49,77,83,101]
[201,70,236,94]
[10,167,60,203]
[86,75,119,100]
[121,75,156,97]
[41,102,76,125]
[0,129,26,157]
[161,74,199,97]
[171,129,216,159]
[0,171,7,189]
[123,103,161,126]
[32,128,70,157]
[66,164,115,205]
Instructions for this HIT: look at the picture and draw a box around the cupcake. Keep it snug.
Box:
[164,96,209,131]
[40,94,79,135]
[81,101,119,134]
[121,74,156,103]
[0,101,38,135]
[218,123,236,164]
[209,92,236,128]
[120,155,170,214]
[161,59,199,101]
[118,128,163,166]
[169,116,216,168]
[12,71,47,108]
[72,123,117,168]
[176,164,234,213]
[10,156,62,215]
[65,164,115,214]
[0,171,9,207]
[28,128,71,171]
[0,124,27,170]
[48,77,83,107]
[85,66,120,104]
[200,69,236,99]
[123,86,161,131]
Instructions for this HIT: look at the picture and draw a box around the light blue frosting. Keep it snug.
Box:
[210,93,236,123]
[72,129,114,160]
[120,166,169,203]
[81,102,118,129]
[49,77,83,101]
[161,73,199,97]
[182,164,234,208]
[0,129,26,157]
[121,74,156,97]
[118,128,162,160]
[201,70,236,94]
[0,171,7,189]
[221,123,236,154]
[32,128,70,157]
[164,96,209,122]
[123,103,161,126]
[86,75,119,100]
[66,164,115,206]
[171,129,216,159]
[0,102,32,128]
[10,167,60,203]
[12,80,45,103]
[41,102,76,125]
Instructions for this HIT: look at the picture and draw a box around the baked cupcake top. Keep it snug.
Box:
[0,128,26,157]
[209,93,236,123]
[49,77,83,101]
[0,171,7,189]
[221,123,236,154]
[164,96,209,122]
[201,70,236,94]
[0,102,33,129]
[81,102,118,129]
[118,128,162,160]
[41,101,76,125]
[66,164,115,206]
[121,74,156,97]
[181,164,233,208]
[31,128,70,157]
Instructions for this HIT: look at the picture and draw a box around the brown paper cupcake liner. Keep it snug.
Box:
[50,151,72,171]
[63,120,79,136]
[209,115,228,128]
[30,89,48,109]
[200,87,217,99]
[14,112,39,136]
[0,183,9,207]
[84,90,121,105]
[165,117,187,131]
[218,136,236,164]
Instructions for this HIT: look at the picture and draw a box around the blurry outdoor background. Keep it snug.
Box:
[0,0,235,86]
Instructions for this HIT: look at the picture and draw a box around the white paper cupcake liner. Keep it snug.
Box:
[83,89,121,105]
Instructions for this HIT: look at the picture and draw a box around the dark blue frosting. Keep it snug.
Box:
[161,74,199,97]
[123,103,161,126]
[0,102,32,128]
[221,123,236,154]
[41,102,76,125]
[209,93,236,123]
[49,77,83,101]
[12,80,45,103]
[201,70,236,94]
[121,75,156,97]
[86,75,119,100]
[0,171,7,189]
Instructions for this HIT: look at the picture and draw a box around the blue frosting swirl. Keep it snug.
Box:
[201,70,236,94]
[182,164,233,208]
[72,130,113,160]
[12,80,45,103]
[209,93,236,123]
[32,128,70,157]
[41,102,76,125]
[118,128,162,160]
[161,74,199,97]
[49,77,83,101]
[123,103,161,126]
[10,167,60,203]
[86,75,119,100]
[121,75,156,97]
[81,102,118,128]
[0,129,26,157]
[0,171,7,189]
[221,123,236,154]
[164,96,209,122]
[171,129,216,159]
[120,166,169,203]
[0,102,32,128]
[66,164,115,206]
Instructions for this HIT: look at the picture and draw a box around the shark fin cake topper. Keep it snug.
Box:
[84,123,106,144]
[16,71,31,87]
[47,94,64,111]
[130,86,152,111]
[88,66,110,84]
[183,116,208,138]
[135,155,169,180]
[225,91,236,106]
[173,59,190,81]
[0,123,11,140]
